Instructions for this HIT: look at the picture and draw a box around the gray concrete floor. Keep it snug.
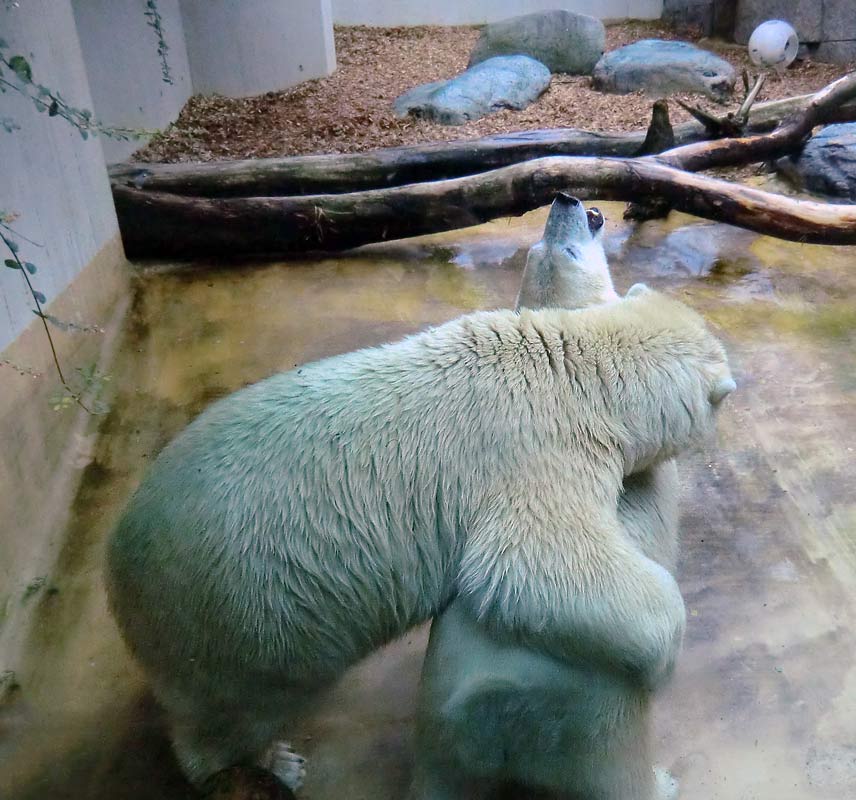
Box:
[2,203,856,799]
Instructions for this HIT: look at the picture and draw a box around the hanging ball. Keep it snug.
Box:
[748,20,799,70]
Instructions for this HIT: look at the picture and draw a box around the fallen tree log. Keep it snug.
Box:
[109,91,856,198]
[114,155,856,259]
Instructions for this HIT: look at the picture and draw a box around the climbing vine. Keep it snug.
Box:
[1,1,172,413]
[0,40,141,141]
[144,0,173,85]
[1,214,109,413]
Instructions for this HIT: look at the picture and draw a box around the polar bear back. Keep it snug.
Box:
[108,292,729,686]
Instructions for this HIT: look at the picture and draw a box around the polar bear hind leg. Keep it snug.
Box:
[158,679,310,791]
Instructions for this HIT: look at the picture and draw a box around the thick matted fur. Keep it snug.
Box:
[410,197,693,800]
[107,287,734,788]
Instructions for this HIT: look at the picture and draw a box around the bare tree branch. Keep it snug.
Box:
[113,155,856,259]
[110,85,856,198]
[654,71,856,172]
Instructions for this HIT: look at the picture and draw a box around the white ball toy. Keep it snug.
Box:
[748,20,799,71]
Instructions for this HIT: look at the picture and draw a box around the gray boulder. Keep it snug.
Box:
[468,10,605,75]
[393,55,551,125]
[592,40,736,102]
[776,123,856,200]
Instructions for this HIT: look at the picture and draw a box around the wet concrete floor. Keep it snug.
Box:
[2,202,856,800]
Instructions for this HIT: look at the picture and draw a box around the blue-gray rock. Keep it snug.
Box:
[468,10,605,75]
[592,40,736,102]
[393,56,551,125]
[776,123,856,200]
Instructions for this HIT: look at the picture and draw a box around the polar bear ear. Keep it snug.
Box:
[626,283,651,298]
[710,377,737,405]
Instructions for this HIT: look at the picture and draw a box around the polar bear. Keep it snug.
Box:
[409,196,689,800]
[106,286,735,792]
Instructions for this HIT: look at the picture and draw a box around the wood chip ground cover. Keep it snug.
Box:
[135,22,852,164]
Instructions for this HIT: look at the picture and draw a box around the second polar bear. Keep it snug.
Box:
[107,281,735,791]
[410,196,690,800]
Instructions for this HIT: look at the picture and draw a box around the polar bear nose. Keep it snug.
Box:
[710,377,737,405]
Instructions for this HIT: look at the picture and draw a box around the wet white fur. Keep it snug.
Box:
[107,289,733,788]
[410,207,694,799]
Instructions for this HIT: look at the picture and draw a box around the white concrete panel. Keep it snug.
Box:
[332,0,663,25]
[72,0,193,163]
[180,0,336,98]
[0,1,121,352]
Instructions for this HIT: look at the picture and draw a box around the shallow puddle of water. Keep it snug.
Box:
[2,202,856,800]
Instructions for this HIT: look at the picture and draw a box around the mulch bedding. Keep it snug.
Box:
[134,21,851,163]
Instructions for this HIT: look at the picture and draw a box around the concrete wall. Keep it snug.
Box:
[332,0,664,25]
[662,0,737,36]
[733,0,856,62]
[71,0,193,163]
[181,0,336,98]
[0,1,130,693]
[0,1,122,353]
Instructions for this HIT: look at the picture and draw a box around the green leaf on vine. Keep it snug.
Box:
[4,258,20,269]
[9,55,32,82]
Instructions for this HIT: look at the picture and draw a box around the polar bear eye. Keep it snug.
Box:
[586,208,604,233]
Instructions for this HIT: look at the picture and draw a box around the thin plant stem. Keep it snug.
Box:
[0,230,94,413]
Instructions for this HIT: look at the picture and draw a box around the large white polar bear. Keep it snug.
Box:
[409,195,694,800]
[107,266,735,791]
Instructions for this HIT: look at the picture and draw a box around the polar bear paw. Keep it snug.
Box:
[260,740,306,792]
[654,766,680,800]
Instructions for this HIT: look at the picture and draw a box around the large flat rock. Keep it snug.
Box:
[777,123,856,200]
[468,9,605,75]
[393,55,551,125]
[592,39,736,102]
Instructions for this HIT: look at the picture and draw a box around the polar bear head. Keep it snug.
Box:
[594,284,736,475]
[516,193,618,312]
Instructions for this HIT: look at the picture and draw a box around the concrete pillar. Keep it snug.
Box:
[71,0,193,163]
[0,0,122,350]
[180,0,336,98]
[332,0,664,25]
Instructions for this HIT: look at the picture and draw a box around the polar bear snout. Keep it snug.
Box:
[554,191,581,207]
[543,193,593,248]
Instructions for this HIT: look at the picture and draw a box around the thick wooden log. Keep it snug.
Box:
[109,92,856,198]
[114,155,856,259]
[202,766,295,800]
